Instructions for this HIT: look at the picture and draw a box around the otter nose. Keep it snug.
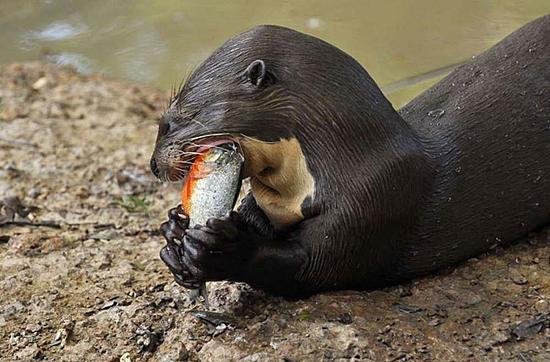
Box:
[150,158,160,178]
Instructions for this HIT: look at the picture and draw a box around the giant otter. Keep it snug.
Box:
[150,15,550,296]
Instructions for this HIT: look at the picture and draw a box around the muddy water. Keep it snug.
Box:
[0,1,548,106]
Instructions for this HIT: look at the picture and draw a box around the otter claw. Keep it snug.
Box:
[160,244,184,274]
[168,205,188,222]
[161,205,189,244]
[160,222,181,244]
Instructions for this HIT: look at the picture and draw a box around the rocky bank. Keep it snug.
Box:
[0,63,548,361]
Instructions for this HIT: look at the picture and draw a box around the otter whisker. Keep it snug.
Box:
[239,133,278,144]
[179,151,205,156]
[169,150,200,159]
[172,162,193,169]
[191,119,207,128]
[178,160,195,165]
[158,133,240,184]
[184,133,233,143]
[171,169,187,176]
[188,142,234,152]
[169,133,233,149]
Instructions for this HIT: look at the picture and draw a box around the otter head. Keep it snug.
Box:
[150,25,320,229]
[150,25,421,229]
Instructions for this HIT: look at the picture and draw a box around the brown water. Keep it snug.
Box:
[0,1,548,107]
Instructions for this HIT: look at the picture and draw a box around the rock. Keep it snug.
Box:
[155,343,188,362]
[510,269,529,285]
[534,299,548,313]
[51,327,69,348]
[395,304,423,314]
[198,340,246,361]
[120,352,132,362]
[1,301,25,319]
[484,331,510,347]
[14,344,43,360]
[510,315,547,340]
[31,77,48,90]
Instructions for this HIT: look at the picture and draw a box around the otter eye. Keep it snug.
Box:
[245,59,267,87]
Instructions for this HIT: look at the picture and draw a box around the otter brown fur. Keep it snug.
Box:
[151,15,550,296]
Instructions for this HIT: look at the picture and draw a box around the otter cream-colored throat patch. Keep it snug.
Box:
[239,137,315,229]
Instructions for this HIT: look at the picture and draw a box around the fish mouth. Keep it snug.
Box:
[167,136,236,182]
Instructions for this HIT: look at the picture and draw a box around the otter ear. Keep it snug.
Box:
[245,60,267,87]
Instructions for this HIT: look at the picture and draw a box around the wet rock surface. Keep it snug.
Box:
[0,62,549,361]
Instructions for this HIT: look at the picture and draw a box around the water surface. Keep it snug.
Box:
[0,1,548,106]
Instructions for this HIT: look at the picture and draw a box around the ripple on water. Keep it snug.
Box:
[28,22,88,42]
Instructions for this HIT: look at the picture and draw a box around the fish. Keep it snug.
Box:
[181,142,244,307]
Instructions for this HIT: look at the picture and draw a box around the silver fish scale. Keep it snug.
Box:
[186,144,243,308]
[187,146,243,227]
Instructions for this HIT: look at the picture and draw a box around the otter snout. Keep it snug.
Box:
[149,145,181,182]
[149,148,187,182]
[150,157,160,178]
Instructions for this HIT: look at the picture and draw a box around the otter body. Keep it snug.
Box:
[399,23,550,277]
[152,15,550,296]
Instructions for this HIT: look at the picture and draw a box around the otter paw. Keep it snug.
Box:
[159,206,201,289]
[160,205,189,242]
[181,211,255,281]
[159,244,202,289]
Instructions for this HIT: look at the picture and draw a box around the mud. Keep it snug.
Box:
[0,63,548,361]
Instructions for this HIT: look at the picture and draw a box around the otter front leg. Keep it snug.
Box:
[181,211,311,296]
[159,192,270,287]
[160,194,313,296]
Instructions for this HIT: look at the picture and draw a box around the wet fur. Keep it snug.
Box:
[152,15,550,296]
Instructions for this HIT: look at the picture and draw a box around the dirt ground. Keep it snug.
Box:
[0,63,548,362]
